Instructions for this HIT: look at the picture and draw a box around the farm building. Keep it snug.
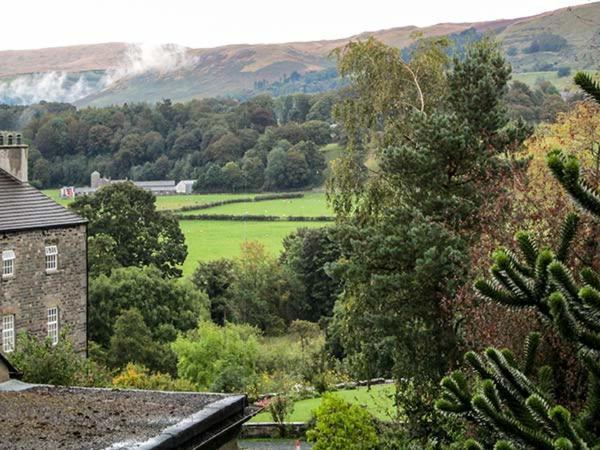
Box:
[176,179,196,194]
[61,171,186,198]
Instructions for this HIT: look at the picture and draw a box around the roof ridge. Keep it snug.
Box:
[0,169,87,232]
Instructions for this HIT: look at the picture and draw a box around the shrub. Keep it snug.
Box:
[112,363,197,392]
[89,265,209,347]
[307,394,379,450]
[108,308,178,375]
[172,321,261,392]
[557,66,571,78]
[10,331,84,386]
[524,33,567,53]
[268,394,295,436]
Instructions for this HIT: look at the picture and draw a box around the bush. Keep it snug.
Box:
[307,394,380,450]
[10,332,84,386]
[557,66,571,78]
[524,33,567,53]
[108,308,178,375]
[112,363,197,392]
[10,332,112,387]
[172,321,261,392]
[89,265,209,347]
[268,394,296,436]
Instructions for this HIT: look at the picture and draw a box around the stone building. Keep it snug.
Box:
[0,131,88,355]
[61,170,179,198]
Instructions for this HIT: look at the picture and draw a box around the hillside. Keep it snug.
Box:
[0,2,598,106]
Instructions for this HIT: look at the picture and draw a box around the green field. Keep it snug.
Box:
[42,189,255,211]
[181,192,330,217]
[512,71,598,91]
[251,384,396,423]
[180,220,328,275]
[42,189,332,275]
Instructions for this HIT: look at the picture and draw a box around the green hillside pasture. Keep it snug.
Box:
[251,383,396,423]
[180,192,330,217]
[180,220,328,275]
[512,71,598,92]
[42,189,256,211]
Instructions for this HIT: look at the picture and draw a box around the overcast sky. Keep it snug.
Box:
[2,0,593,51]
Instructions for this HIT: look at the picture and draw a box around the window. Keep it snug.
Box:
[2,315,15,353]
[47,307,59,345]
[45,246,58,272]
[2,250,15,278]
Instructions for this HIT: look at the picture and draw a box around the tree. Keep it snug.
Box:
[221,161,245,191]
[192,259,236,324]
[327,38,529,443]
[87,233,121,277]
[108,308,178,375]
[34,117,72,158]
[89,265,209,348]
[71,182,187,277]
[172,321,261,392]
[281,227,342,321]
[241,156,265,190]
[436,72,600,449]
[264,145,290,190]
[301,120,331,146]
[292,140,326,185]
[203,132,243,165]
[306,394,379,450]
[289,320,321,352]
[87,124,113,155]
[227,242,303,334]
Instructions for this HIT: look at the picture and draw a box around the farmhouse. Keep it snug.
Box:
[0,131,88,355]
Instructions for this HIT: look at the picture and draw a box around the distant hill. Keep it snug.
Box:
[0,2,598,106]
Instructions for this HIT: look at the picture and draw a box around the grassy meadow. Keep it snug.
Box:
[250,383,396,422]
[180,192,331,217]
[43,189,256,211]
[180,220,327,275]
[44,189,332,276]
[512,70,599,91]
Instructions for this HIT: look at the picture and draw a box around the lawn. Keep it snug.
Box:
[180,192,331,217]
[251,384,397,423]
[180,220,329,275]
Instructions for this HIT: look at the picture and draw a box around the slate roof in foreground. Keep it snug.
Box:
[0,168,86,233]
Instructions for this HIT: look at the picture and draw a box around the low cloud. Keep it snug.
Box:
[0,43,195,105]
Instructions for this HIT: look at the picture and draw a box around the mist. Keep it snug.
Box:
[0,43,195,105]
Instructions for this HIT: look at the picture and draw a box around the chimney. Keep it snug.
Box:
[0,131,28,183]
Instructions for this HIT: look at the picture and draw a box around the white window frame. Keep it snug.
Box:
[2,250,15,278]
[45,245,58,272]
[47,307,59,346]
[2,315,15,353]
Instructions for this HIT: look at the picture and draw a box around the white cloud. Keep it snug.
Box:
[0,43,196,104]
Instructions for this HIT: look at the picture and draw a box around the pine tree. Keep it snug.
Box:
[436,73,600,448]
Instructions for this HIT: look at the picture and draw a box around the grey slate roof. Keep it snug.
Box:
[0,168,86,232]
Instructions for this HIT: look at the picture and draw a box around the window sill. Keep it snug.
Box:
[1,275,14,281]
[45,269,62,275]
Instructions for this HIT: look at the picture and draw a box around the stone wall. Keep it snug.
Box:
[0,224,87,354]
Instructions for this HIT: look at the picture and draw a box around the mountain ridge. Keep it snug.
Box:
[0,1,598,105]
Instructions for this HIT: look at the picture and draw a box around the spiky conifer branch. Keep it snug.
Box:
[574,72,600,105]
[436,71,600,450]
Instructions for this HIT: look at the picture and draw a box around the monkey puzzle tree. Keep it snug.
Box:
[436,73,600,449]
